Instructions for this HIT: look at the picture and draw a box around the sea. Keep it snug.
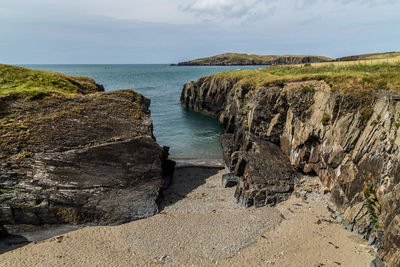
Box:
[21,64,263,160]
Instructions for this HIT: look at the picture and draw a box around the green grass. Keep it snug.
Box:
[321,113,331,124]
[0,64,100,98]
[215,62,400,98]
[301,85,315,93]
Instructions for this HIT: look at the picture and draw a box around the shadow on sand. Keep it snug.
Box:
[1,165,223,254]
[158,166,223,211]
[0,234,29,254]
[0,224,84,255]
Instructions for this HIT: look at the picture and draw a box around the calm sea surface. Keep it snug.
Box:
[22,64,263,159]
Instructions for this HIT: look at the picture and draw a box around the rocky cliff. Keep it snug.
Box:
[0,65,173,230]
[173,53,332,66]
[181,68,400,265]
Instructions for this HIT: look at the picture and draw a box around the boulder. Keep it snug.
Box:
[233,137,299,207]
[220,134,235,170]
[1,89,172,225]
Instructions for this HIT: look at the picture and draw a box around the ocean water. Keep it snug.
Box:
[22,64,264,159]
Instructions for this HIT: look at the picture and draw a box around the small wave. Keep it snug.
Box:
[174,159,225,168]
[194,131,221,137]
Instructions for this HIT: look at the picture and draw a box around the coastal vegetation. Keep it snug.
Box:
[0,63,107,156]
[215,62,400,99]
[0,63,168,230]
[0,64,102,99]
[181,59,400,265]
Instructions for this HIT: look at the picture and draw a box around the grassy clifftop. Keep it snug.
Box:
[174,53,332,66]
[0,64,148,157]
[0,64,103,99]
[215,62,400,98]
[336,51,400,62]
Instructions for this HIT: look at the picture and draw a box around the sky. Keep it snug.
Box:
[0,0,399,64]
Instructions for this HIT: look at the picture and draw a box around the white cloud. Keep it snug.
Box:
[183,0,277,20]
[183,0,396,21]
[1,0,399,63]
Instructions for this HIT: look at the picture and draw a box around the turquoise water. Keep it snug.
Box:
[22,64,263,159]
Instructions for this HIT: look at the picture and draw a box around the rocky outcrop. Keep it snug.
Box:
[232,137,300,207]
[1,89,172,227]
[181,75,400,266]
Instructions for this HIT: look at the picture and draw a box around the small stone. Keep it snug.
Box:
[157,255,168,261]
[221,173,239,188]
[295,189,307,200]
[261,259,275,265]
[370,258,385,267]
[368,234,376,246]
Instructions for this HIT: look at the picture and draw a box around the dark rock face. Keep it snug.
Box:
[161,147,176,190]
[0,224,8,238]
[181,75,400,266]
[380,183,400,265]
[180,77,234,116]
[220,134,235,166]
[0,138,163,225]
[232,137,300,208]
[1,90,172,226]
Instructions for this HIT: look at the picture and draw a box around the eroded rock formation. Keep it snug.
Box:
[1,89,172,226]
[181,76,400,266]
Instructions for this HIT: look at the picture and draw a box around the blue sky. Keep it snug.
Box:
[1,0,399,64]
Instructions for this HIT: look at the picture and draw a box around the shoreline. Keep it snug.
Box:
[173,158,225,168]
[0,162,225,254]
[0,167,375,266]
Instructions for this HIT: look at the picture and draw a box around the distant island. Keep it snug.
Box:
[172,51,400,66]
[171,53,333,66]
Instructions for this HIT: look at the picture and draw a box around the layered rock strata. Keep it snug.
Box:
[181,76,400,266]
[1,88,172,226]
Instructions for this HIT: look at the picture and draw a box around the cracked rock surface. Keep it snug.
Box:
[1,89,168,226]
[181,75,400,265]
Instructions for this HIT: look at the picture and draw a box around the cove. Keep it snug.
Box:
[21,64,265,159]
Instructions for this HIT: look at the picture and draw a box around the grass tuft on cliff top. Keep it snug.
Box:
[216,62,400,96]
[0,64,102,99]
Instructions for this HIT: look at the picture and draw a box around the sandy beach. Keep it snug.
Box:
[0,166,375,266]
